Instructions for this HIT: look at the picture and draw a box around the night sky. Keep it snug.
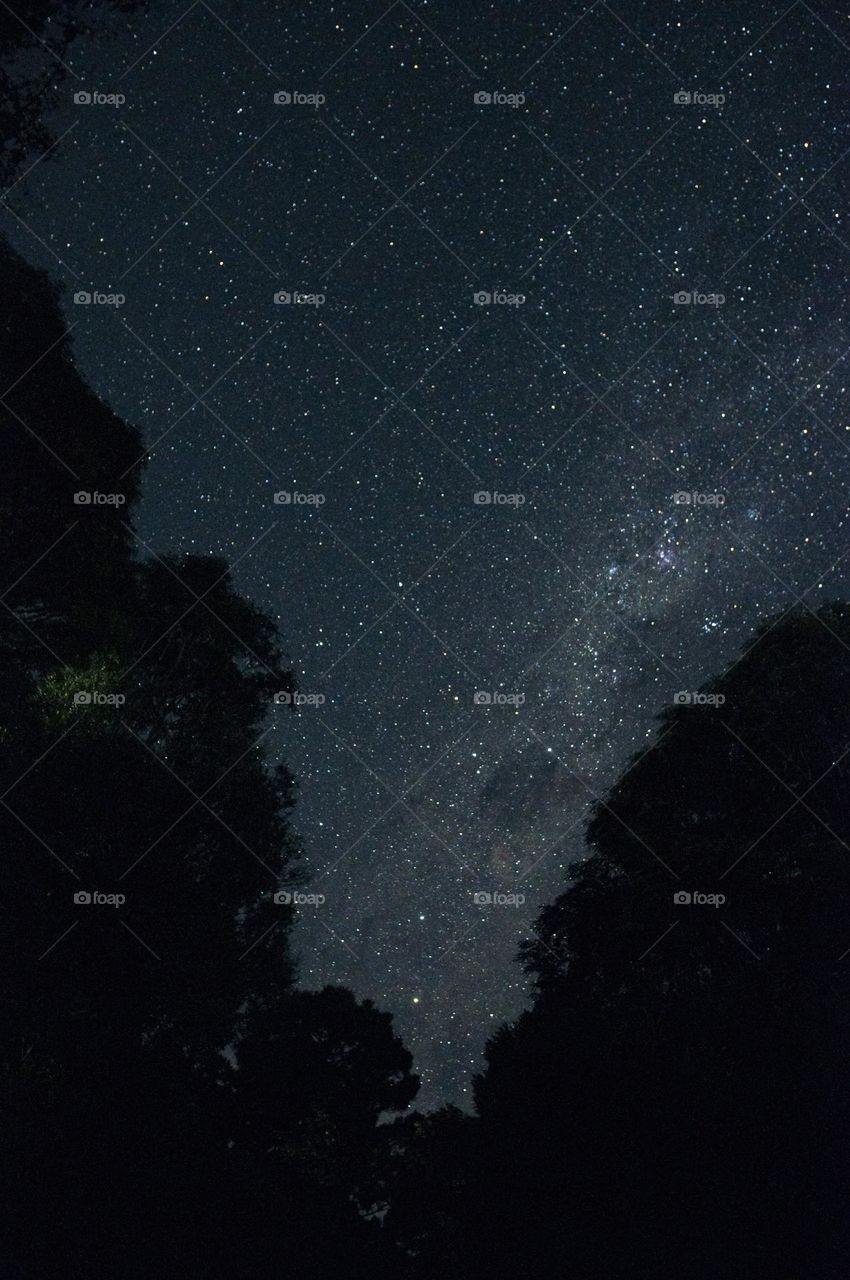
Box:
[6,0,849,1107]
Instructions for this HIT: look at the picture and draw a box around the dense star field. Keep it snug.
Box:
[6,0,848,1105]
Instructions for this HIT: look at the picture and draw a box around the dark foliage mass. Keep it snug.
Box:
[5,238,848,1277]
[386,603,850,1279]
[2,4,848,1277]
[0,237,418,1278]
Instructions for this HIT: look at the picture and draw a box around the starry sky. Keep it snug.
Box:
[5,0,849,1107]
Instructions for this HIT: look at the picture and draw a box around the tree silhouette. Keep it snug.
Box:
[0,1,144,189]
[216,986,419,1278]
[0,4,423,1266]
[387,605,850,1279]
[0,242,418,1275]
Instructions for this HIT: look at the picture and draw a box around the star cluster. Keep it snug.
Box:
[7,0,849,1105]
